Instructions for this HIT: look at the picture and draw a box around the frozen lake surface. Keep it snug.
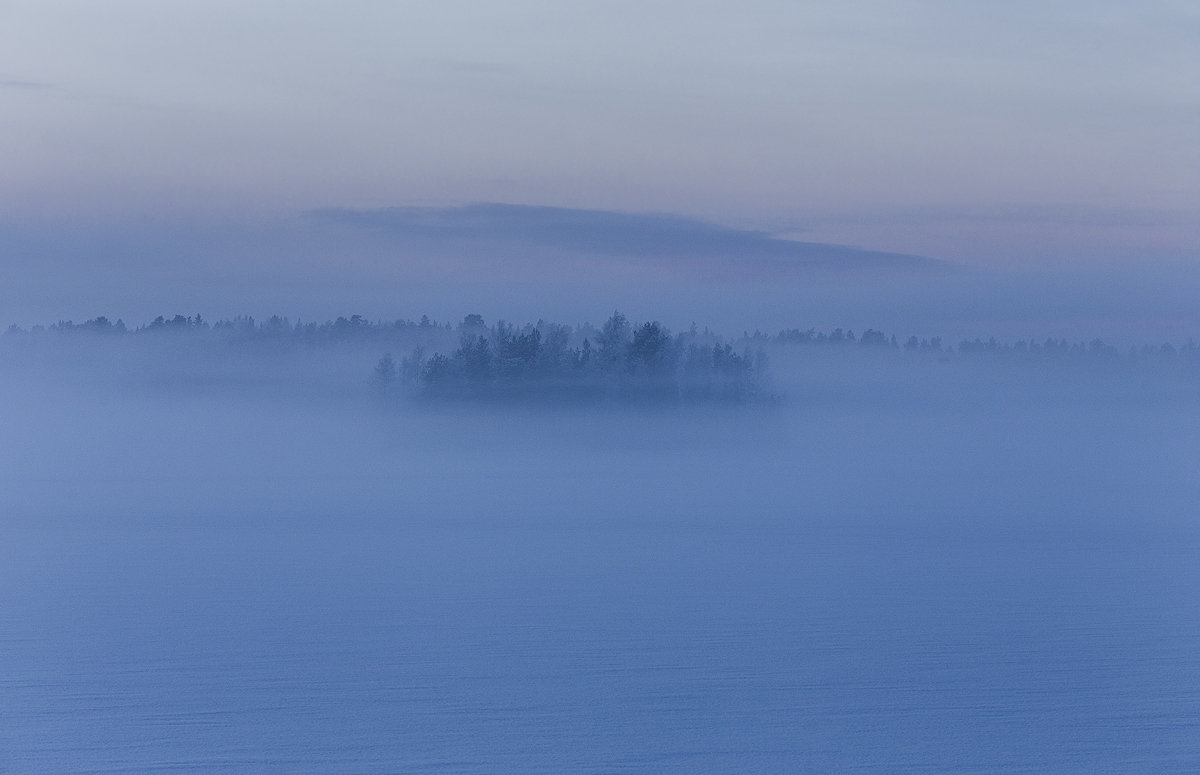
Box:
[2,389,1198,773]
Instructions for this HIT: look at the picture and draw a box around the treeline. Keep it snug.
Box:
[373,313,770,404]
[5,312,1196,402]
[5,313,455,349]
[762,326,1198,363]
[7,313,1196,366]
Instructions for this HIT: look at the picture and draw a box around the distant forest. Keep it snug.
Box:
[4,312,1197,403]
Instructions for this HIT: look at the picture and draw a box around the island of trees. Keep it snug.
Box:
[371,312,770,403]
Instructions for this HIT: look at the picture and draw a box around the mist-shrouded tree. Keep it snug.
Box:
[628,322,671,372]
[371,353,397,395]
[459,313,487,339]
[537,322,572,375]
[400,346,426,384]
[627,321,675,399]
[494,325,542,383]
[596,311,631,375]
[422,352,455,390]
[457,334,493,392]
[712,343,754,401]
[578,338,592,369]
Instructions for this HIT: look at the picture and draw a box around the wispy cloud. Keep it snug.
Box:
[810,203,1199,230]
[312,203,945,275]
[0,77,54,91]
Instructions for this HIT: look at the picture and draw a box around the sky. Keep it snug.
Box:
[1,1,1198,327]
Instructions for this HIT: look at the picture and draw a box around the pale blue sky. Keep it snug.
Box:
[1,0,1197,266]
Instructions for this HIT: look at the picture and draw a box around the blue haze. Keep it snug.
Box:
[1,329,1198,772]
[3,1,1198,768]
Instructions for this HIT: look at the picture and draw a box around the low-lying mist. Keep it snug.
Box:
[3,310,1195,523]
[2,309,1198,773]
